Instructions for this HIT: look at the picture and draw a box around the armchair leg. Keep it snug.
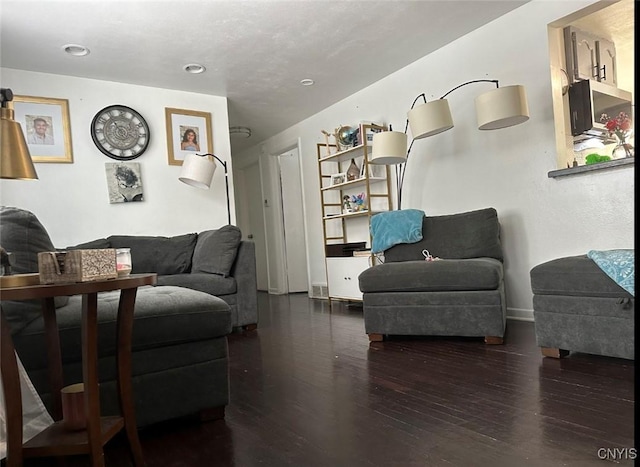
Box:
[541,347,569,358]
[368,333,384,342]
[484,336,503,345]
[243,323,257,332]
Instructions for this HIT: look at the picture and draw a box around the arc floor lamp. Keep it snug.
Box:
[179,153,231,224]
[370,79,529,209]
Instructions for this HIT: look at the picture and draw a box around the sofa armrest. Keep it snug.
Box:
[229,241,258,327]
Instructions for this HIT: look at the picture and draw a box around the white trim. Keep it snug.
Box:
[506,307,534,322]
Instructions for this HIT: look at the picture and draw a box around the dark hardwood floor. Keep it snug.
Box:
[23,292,635,466]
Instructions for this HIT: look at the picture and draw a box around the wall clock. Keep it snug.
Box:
[90,105,150,160]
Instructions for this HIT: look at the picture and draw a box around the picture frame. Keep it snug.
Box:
[10,95,73,163]
[165,108,213,166]
[331,172,347,186]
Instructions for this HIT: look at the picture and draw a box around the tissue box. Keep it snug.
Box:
[38,249,118,284]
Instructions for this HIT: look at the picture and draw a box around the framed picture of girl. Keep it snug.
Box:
[165,108,213,165]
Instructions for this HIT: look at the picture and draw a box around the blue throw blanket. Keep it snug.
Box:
[370,209,425,253]
[587,249,634,296]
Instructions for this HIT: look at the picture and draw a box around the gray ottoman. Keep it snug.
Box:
[530,255,634,359]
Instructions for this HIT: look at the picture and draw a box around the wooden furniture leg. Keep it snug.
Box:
[1,311,23,467]
[368,333,384,342]
[484,336,504,345]
[82,292,105,467]
[243,323,258,332]
[116,288,146,466]
[541,347,569,358]
[42,297,64,421]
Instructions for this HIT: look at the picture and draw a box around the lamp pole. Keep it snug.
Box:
[197,153,231,225]
[395,79,502,209]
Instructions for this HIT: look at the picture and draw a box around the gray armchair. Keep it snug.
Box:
[358,208,506,343]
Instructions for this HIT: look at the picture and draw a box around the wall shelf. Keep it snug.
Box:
[548,158,634,178]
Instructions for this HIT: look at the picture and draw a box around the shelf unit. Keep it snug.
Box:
[317,123,392,303]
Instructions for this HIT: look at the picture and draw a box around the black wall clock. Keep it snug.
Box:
[90,105,150,160]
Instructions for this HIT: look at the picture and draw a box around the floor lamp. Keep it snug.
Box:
[370,80,529,209]
[179,153,231,225]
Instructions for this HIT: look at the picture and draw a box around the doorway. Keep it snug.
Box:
[277,148,308,293]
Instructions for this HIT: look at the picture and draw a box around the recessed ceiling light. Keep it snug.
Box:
[229,126,252,139]
[300,78,314,86]
[63,44,90,57]
[183,63,206,74]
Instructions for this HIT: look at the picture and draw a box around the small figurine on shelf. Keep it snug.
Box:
[351,192,366,211]
[342,195,353,214]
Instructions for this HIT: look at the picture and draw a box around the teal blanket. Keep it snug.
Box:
[370,209,425,253]
[587,249,634,296]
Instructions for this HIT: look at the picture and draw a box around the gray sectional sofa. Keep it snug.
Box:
[0,206,258,427]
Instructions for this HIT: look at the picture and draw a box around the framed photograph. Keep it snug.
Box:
[165,108,213,165]
[331,172,347,186]
[105,162,144,203]
[11,95,73,163]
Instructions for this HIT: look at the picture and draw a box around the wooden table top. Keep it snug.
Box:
[0,273,157,301]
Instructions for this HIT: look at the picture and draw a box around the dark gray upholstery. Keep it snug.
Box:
[530,255,634,360]
[358,208,506,341]
[12,286,232,426]
[70,225,257,329]
[385,207,503,262]
[107,233,198,275]
[0,206,240,427]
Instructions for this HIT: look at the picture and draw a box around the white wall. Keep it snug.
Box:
[237,0,634,319]
[0,69,234,246]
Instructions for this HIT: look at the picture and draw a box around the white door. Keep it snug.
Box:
[278,149,308,293]
[245,162,269,291]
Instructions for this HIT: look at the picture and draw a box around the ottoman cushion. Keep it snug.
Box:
[530,255,632,298]
[13,285,232,370]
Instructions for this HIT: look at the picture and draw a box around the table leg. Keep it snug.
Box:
[1,310,23,467]
[116,287,146,467]
[82,292,105,467]
[42,297,64,420]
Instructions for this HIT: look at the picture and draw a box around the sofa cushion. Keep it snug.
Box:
[157,273,236,296]
[108,234,197,275]
[0,206,68,333]
[530,255,633,298]
[384,207,503,262]
[13,285,232,370]
[192,225,242,277]
[359,258,503,293]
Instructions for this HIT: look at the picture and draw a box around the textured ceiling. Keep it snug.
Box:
[1,0,529,154]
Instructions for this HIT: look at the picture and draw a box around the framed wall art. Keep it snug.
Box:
[165,108,213,165]
[11,95,73,163]
[105,162,144,203]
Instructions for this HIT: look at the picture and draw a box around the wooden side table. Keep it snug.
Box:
[0,273,157,467]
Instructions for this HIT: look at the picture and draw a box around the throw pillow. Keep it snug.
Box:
[0,206,68,334]
[107,233,198,275]
[192,225,242,277]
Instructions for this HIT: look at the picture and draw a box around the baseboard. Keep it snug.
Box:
[507,307,534,322]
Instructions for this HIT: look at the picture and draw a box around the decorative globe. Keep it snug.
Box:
[336,125,359,147]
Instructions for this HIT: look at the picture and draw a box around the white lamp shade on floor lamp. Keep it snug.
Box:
[475,85,529,130]
[371,131,408,165]
[179,153,216,189]
[407,99,454,139]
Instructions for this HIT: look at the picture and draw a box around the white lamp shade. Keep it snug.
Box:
[475,85,529,130]
[371,131,408,165]
[407,99,454,139]
[179,153,216,189]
